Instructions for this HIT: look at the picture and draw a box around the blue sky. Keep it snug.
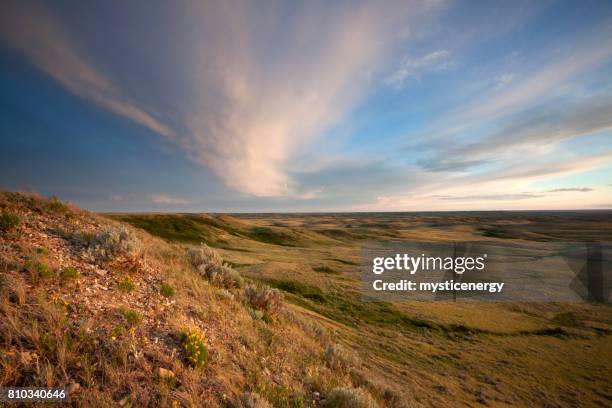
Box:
[0,0,611,212]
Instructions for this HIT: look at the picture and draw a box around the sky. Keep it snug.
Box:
[0,0,611,212]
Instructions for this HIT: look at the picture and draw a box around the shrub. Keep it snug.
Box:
[186,244,222,275]
[80,226,142,264]
[181,329,207,369]
[60,267,79,280]
[324,387,379,408]
[242,392,273,408]
[117,276,135,292]
[244,285,284,316]
[36,247,50,256]
[122,309,142,326]
[0,210,21,232]
[206,265,244,289]
[160,283,175,297]
[25,260,54,279]
[216,288,234,301]
[45,196,70,215]
[325,343,356,372]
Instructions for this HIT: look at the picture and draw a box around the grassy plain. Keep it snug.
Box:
[110,210,612,407]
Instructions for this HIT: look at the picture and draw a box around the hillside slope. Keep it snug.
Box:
[0,193,389,407]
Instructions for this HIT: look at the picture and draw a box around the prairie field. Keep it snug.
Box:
[110,210,612,407]
[1,193,610,406]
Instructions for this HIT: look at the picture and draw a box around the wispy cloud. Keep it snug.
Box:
[149,194,190,205]
[495,73,515,89]
[386,50,451,88]
[180,1,441,197]
[547,187,593,193]
[1,1,444,198]
[418,92,612,172]
[0,2,173,139]
[435,193,543,201]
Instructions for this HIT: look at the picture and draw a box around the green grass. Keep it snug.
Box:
[312,265,339,274]
[0,210,21,232]
[36,247,50,256]
[117,276,135,292]
[552,312,580,327]
[263,278,479,335]
[110,214,217,244]
[264,279,325,302]
[327,258,358,265]
[45,197,71,215]
[246,227,297,246]
[160,283,175,297]
[60,267,79,280]
[25,260,54,279]
[121,309,142,325]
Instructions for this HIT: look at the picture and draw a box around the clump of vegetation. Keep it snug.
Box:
[79,225,142,264]
[45,196,71,215]
[36,247,50,256]
[187,245,243,288]
[0,210,21,232]
[242,392,273,408]
[313,265,339,274]
[181,329,207,369]
[244,285,284,316]
[325,343,357,372]
[324,387,379,408]
[117,276,136,292]
[266,279,325,302]
[25,259,54,280]
[216,288,234,301]
[109,213,222,244]
[206,264,244,289]
[121,308,142,326]
[187,244,222,275]
[552,312,580,327]
[160,283,174,297]
[60,266,79,280]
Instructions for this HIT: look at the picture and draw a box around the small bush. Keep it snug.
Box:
[216,288,234,301]
[79,226,142,264]
[244,285,284,316]
[25,260,54,279]
[325,343,356,372]
[117,276,135,292]
[36,247,50,256]
[181,329,207,369]
[60,267,79,280]
[242,392,273,408]
[324,387,379,408]
[160,283,175,297]
[45,196,70,215]
[122,309,142,326]
[187,244,222,275]
[0,210,21,232]
[245,306,264,321]
[206,265,244,289]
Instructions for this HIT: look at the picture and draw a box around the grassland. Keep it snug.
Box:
[109,210,612,407]
[1,194,610,407]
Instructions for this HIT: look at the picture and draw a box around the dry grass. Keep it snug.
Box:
[325,387,379,408]
[244,284,284,316]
